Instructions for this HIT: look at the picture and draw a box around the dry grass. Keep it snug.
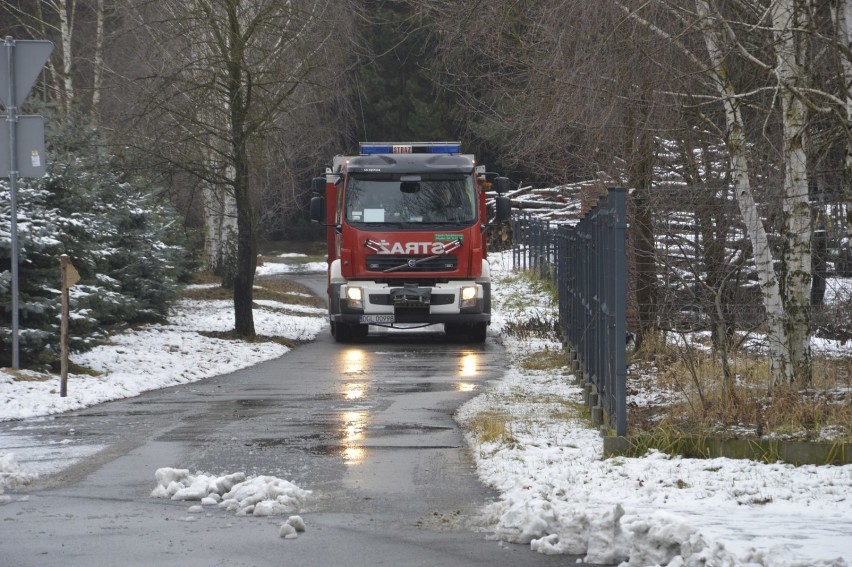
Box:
[467,410,515,444]
[502,271,852,444]
[183,273,325,310]
[3,362,102,382]
[519,347,571,371]
[183,285,233,301]
[2,368,52,382]
[629,338,852,442]
[198,330,302,348]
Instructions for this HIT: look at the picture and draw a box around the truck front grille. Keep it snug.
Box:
[365,255,458,273]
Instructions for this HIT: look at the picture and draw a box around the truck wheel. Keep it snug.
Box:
[352,324,369,341]
[444,323,466,342]
[469,322,487,343]
[333,322,353,343]
[445,323,486,343]
[334,322,368,343]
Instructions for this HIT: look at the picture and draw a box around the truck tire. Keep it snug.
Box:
[333,322,352,343]
[333,322,368,343]
[445,322,487,343]
[444,323,465,342]
[469,322,487,343]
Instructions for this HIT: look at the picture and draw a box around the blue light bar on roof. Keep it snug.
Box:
[359,142,462,155]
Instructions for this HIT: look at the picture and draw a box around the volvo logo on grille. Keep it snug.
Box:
[407,259,417,268]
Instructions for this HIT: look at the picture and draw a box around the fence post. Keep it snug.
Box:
[611,188,628,436]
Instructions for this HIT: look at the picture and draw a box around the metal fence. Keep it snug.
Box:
[512,188,628,436]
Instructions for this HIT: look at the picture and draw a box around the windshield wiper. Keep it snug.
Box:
[363,221,405,227]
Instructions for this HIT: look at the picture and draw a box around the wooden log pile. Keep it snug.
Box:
[487,179,610,225]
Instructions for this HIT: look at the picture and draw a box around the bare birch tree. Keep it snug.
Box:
[831,0,852,175]
[1,0,113,121]
[692,0,795,387]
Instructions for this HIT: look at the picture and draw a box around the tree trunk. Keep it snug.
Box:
[696,0,792,388]
[57,0,75,115]
[203,182,239,279]
[832,0,852,176]
[232,154,256,338]
[625,107,658,350]
[772,0,813,387]
[91,0,105,125]
[227,4,256,338]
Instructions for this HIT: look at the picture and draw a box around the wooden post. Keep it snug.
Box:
[60,255,80,397]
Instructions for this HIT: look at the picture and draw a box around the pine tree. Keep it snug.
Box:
[357,1,457,142]
[1,119,193,368]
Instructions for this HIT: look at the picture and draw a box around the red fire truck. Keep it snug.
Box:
[309,142,511,343]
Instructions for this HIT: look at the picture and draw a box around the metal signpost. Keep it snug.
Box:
[1,37,53,369]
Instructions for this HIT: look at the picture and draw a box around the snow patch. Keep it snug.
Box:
[151,468,311,519]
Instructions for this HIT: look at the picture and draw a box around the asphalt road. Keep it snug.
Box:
[0,273,589,566]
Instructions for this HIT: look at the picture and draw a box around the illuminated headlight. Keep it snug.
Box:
[346,286,364,309]
[460,286,478,309]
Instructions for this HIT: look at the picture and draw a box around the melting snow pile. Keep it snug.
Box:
[0,453,37,494]
[151,467,310,518]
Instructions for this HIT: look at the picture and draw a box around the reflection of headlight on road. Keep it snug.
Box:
[342,410,366,438]
[342,349,366,375]
[344,383,365,400]
[343,446,366,464]
[340,410,368,465]
[456,382,477,392]
[460,352,478,377]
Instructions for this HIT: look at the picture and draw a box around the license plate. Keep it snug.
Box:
[359,314,394,324]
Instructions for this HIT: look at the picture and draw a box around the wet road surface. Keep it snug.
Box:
[0,273,588,566]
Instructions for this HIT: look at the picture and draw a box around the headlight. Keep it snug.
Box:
[346,286,364,309]
[460,286,477,308]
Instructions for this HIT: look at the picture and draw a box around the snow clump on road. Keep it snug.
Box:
[151,467,311,521]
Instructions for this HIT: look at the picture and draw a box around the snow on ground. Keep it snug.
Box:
[0,252,850,566]
[0,296,325,422]
[472,254,852,566]
[460,336,851,566]
[255,259,327,276]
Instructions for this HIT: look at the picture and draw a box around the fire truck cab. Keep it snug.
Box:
[310,142,511,343]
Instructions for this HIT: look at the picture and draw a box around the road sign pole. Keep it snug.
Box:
[4,36,21,369]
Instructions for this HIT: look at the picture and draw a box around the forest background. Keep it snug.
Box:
[1,1,851,406]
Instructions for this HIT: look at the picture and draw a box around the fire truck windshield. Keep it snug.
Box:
[345,174,476,226]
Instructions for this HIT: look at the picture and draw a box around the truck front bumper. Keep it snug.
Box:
[330,281,491,325]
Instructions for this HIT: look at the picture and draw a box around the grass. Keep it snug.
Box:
[198,330,302,348]
[2,368,52,382]
[466,410,515,444]
[498,271,562,341]
[497,273,557,313]
[175,270,327,350]
[3,361,102,382]
[184,272,325,310]
[502,268,852,444]
[519,347,571,371]
[629,338,852,442]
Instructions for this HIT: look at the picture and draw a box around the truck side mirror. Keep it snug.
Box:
[493,177,510,194]
[496,195,511,222]
[311,176,327,193]
[310,196,326,223]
